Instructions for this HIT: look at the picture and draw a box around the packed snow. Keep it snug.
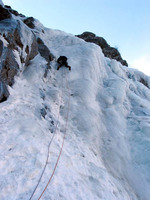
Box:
[0,17,150,200]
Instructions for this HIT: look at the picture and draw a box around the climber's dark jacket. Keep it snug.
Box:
[57,56,71,71]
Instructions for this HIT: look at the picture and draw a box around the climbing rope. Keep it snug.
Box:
[29,69,64,200]
[37,68,71,199]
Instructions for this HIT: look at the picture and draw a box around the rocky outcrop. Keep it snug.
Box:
[76,32,128,66]
[4,5,25,18]
[23,17,35,29]
[0,40,3,57]
[0,82,9,103]
[0,31,20,102]
[139,77,149,89]
[25,36,38,66]
[0,16,38,102]
[0,48,19,86]
[0,5,11,20]
[0,4,25,21]
[0,3,56,103]
[37,37,54,64]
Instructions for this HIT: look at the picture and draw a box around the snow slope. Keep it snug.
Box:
[0,18,150,200]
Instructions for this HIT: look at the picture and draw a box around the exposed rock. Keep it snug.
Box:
[23,17,35,29]
[1,19,38,64]
[4,5,11,9]
[139,78,149,89]
[0,17,38,102]
[25,35,38,66]
[14,28,24,49]
[0,48,19,86]
[76,31,128,66]
[25,45,29,54]
[0,40,3,57]
[2,21,23,50]
[5,5,25,17]
[37,37,54,63]
[77,32,108,48]
[79,32,96,38]
[19,14,26,18]
[9,9,19,16]
[0,82,9,103]
[0,5,11,20]
[86,37,108,49]
[30,36,38,60]
[0,19,19,102]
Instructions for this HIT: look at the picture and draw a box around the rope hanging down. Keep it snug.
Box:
[29,69,64,200]
[29,68,71,200]
[38,68,71,199]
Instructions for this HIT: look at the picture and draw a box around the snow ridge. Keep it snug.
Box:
[0,8,150,200]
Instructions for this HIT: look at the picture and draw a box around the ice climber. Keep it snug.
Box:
[57,56,71,71]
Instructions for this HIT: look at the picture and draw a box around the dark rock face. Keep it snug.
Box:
[0,40,3,57]
[0,39,10,103]
[0,48,19,86]
[4,5,25,17]
[0,37,19,101]
[1,22,23,50]
[0,18,38,102]
[25,35,38,66]
[0,82,9,103]
[4,5,11,9]
[0,19,38,65]
[139,78,149,89]
[0,5,11,21]
[30,36,38,60]
[0,3,55,103]
[37,37,54,63]
[23,17,35,29]
[9,9,19,16]
[76,31,128,66]
[13,28,24,49]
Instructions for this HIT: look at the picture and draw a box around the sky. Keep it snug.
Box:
[2,0,150,76]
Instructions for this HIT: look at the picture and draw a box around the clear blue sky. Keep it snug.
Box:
[2,0,150,75]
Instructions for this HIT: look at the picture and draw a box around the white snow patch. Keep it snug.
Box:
[13,49,22,69]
